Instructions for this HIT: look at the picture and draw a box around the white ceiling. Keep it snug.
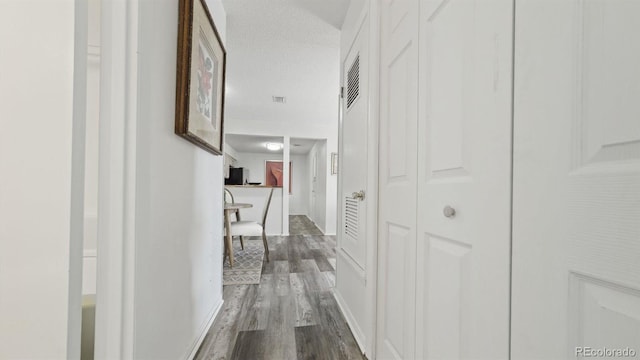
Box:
[290,138,319,155]
[226,134,319,155]
[221,0,347,126]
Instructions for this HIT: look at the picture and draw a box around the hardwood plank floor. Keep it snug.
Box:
[289,215,324,235]
[195,235,365,360]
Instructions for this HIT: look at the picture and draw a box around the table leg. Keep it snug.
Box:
[224,210,234,268]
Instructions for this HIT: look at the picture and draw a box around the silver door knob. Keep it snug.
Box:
[443,205,456,218]
[352,190,366,201]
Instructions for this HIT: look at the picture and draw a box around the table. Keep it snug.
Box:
[224,202,253,268]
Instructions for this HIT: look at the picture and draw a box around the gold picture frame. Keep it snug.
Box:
[175,0,226,155]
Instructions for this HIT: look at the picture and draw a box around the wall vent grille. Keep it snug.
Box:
[346,55,360,109]
[344,197,359,240]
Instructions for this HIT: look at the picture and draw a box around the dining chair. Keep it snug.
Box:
[224,187,245,249]
[226,188,273,262]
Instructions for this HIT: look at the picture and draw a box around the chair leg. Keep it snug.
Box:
[261,230,270,262]
[235,210,245,250]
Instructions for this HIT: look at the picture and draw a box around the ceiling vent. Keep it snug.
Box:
[272,96,286,104]
[346,55,360,109]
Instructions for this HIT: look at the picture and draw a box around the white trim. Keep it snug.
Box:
[333,290,367,356]
[365,0,381,357]
[93,0,138,358]
[282,136,291,236]
[69,0,89,356]
[185,300,224,360]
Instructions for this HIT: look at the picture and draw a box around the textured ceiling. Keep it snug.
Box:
[221,0,347,126]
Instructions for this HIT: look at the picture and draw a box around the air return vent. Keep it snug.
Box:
[272,96,286,104]
[346,55,360,109]
[344,197,359,240]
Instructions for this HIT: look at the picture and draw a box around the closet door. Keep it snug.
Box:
[415,0,514,359]
[512,0,640,357]
[376,0,419,358]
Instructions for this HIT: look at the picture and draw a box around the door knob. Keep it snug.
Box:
[352,190,366,201]
[443,205,456,218]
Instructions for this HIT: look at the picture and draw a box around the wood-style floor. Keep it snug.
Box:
[289,215,324,235]
[194,235,366,360]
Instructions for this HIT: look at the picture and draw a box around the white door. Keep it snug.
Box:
[376,0,419,358]
[512,0,640,358]
[414,0,514,359]
[339,16,368,271]
[335,14,371,350]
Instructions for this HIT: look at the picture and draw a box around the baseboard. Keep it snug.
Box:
[311,220,326,235]
[333,290,366,356]
[186,299,224,360]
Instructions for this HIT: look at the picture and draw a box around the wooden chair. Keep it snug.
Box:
[224,188,245,249]
[226,188,273,262]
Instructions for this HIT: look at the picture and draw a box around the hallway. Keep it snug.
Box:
[289,215,324,236]
[194,235,363,360]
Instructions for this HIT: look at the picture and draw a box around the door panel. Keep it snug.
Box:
[377,0,419,358]
[513,0,640,358]
[416,0,514,359]
[382,224,411,358]
[340,19,368,268]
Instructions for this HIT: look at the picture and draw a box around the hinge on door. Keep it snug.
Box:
[340,86,345,99]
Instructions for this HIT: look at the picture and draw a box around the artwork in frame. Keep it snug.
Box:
[175,0,226,155]
[265,161,292,194]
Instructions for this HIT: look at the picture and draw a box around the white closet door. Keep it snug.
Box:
[512,0,640,358]
[335,13,370,350]
[376,0,419,358]
[415,0,514,359]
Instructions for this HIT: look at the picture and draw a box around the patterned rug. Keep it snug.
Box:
[223,240,265,285]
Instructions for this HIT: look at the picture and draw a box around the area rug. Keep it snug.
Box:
[223,240,265,285]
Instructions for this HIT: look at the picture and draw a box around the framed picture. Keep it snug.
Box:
[175,0,226,155]
[331,152,338,175]
[265,161,292,194]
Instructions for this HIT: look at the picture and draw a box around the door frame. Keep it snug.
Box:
[93,0,138,358]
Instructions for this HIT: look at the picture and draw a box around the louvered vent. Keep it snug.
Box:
[346,55,360,109]
[344,197,359,240]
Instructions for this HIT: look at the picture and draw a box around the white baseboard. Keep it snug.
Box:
[333,290,366,356]
[186,299,224,360]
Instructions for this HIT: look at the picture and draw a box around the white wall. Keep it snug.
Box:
[289,154,310,216]
[132,0,226,358]
[0,0,86,358]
